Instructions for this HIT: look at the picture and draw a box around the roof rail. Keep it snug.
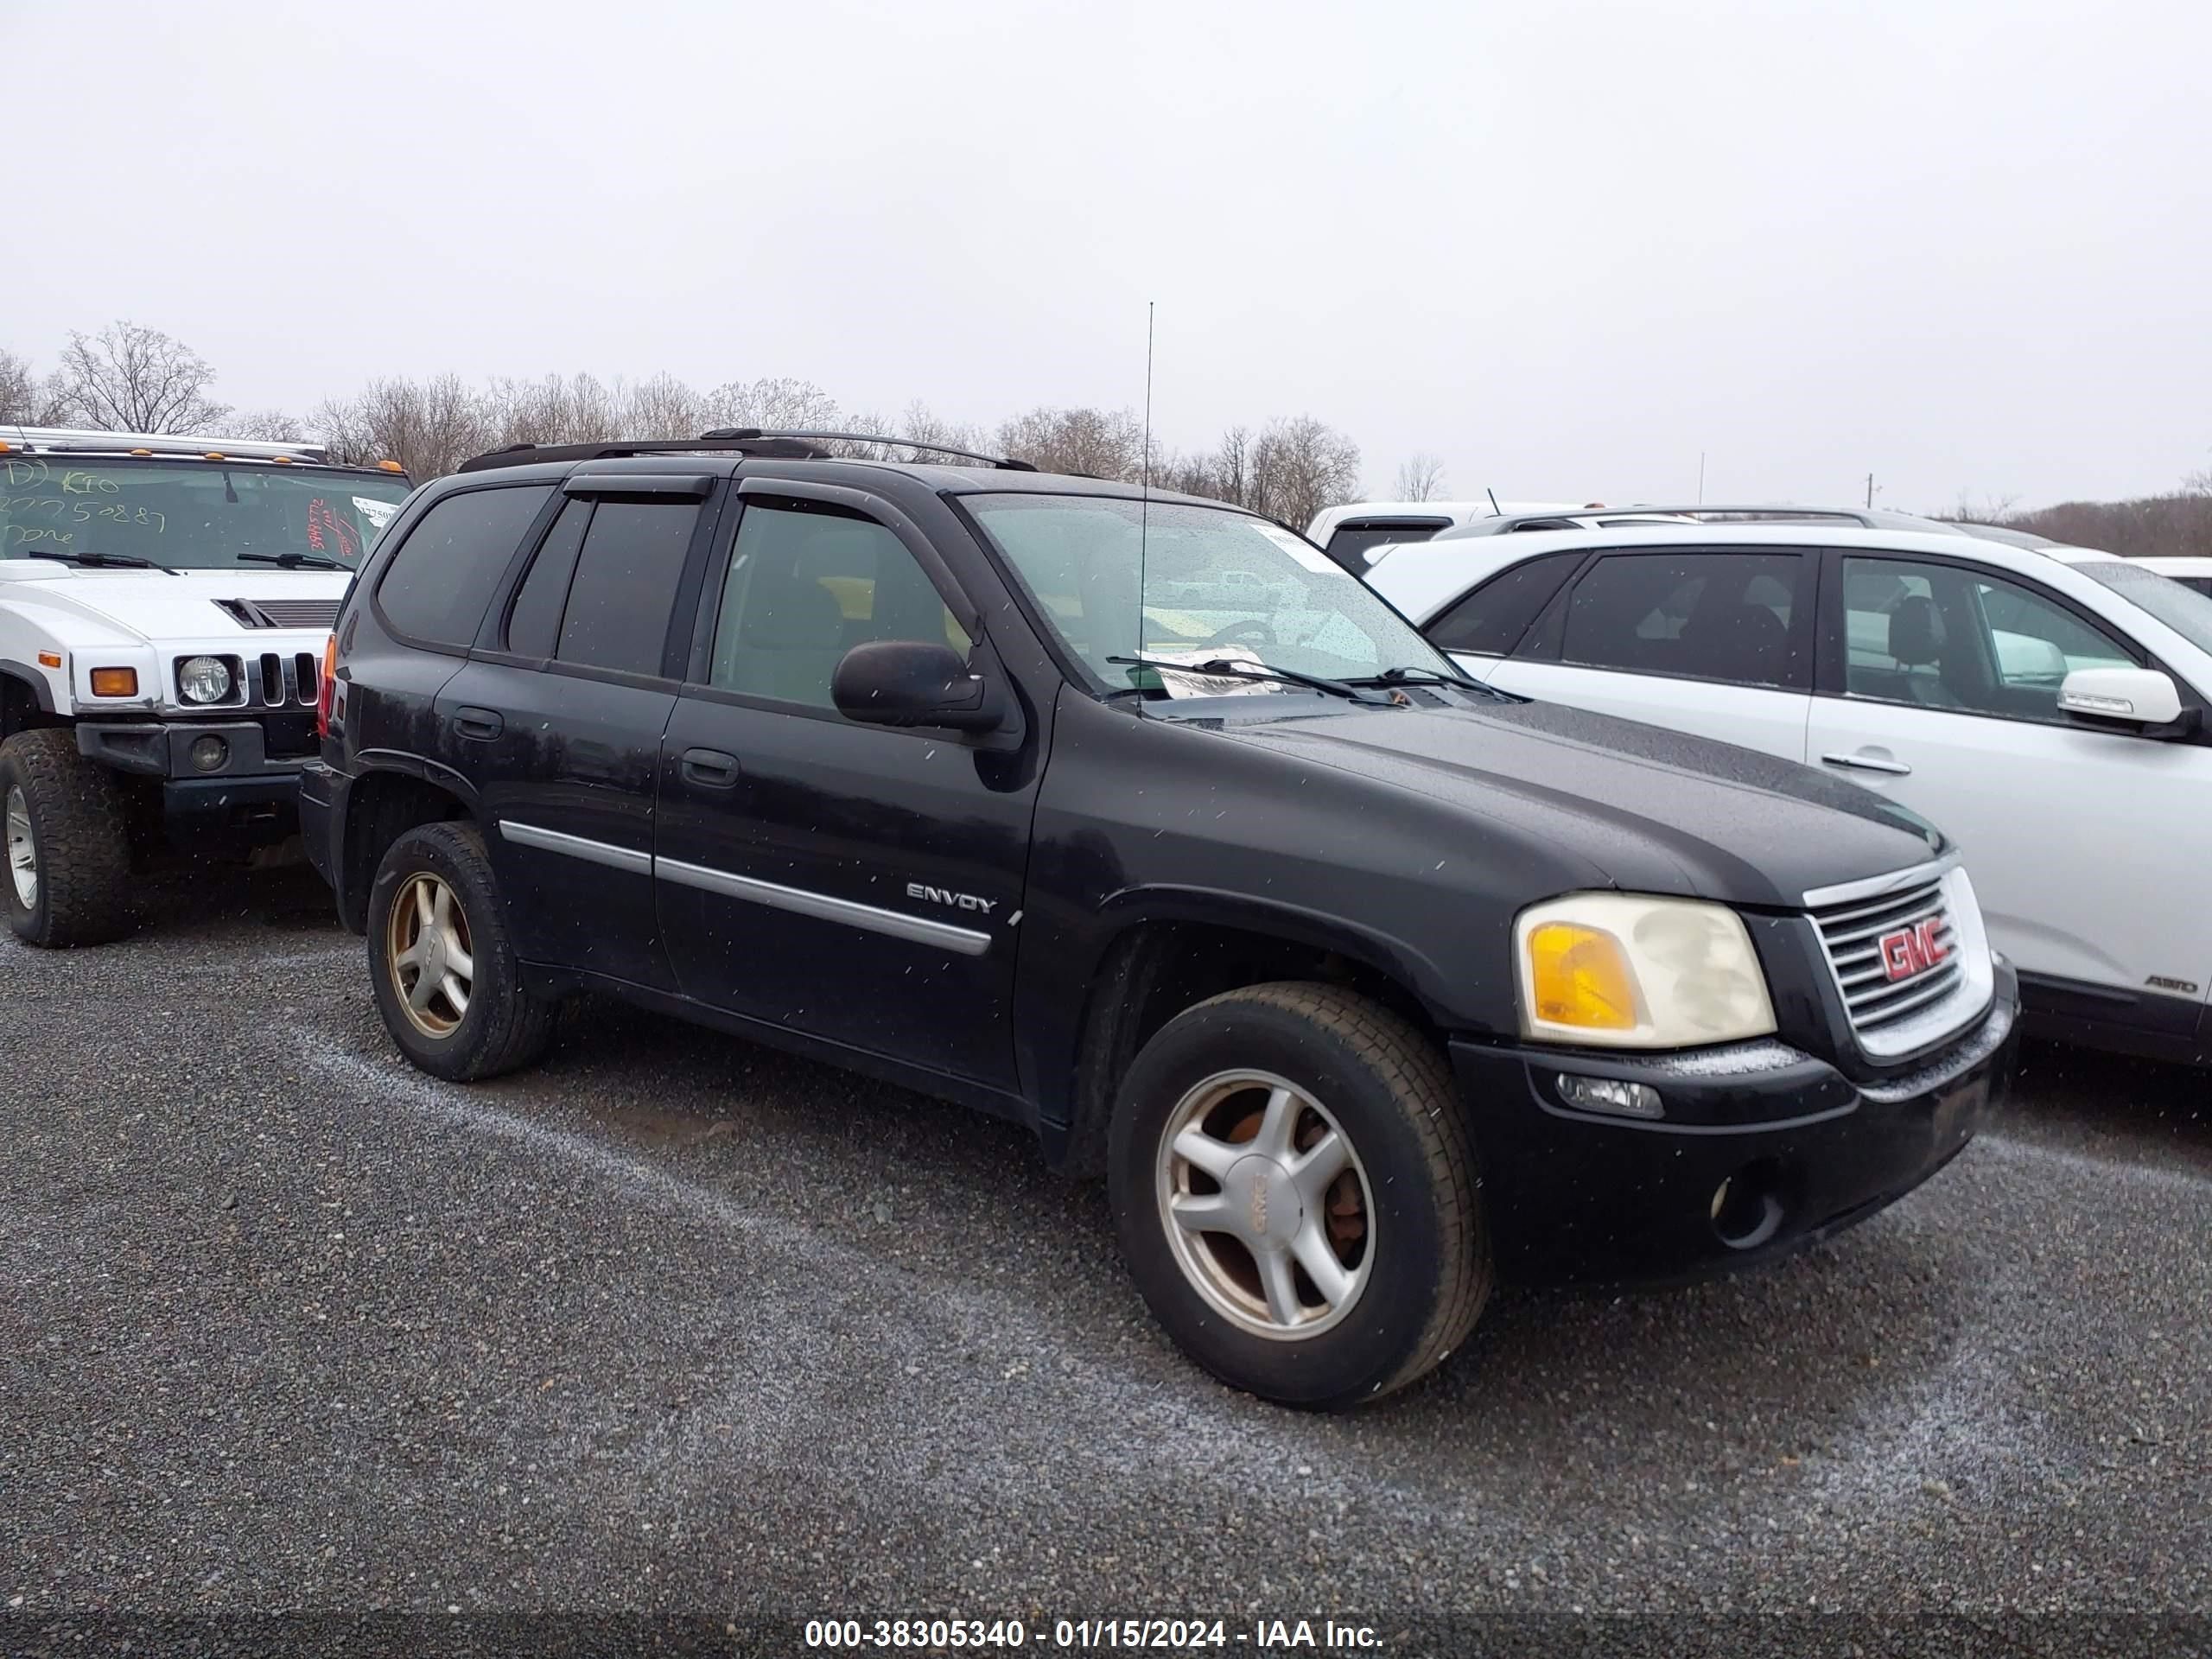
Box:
[455,428,1039,475]
[0,425,334,464]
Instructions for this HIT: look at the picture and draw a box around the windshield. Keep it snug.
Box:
[0,455,410,570]
[2075,558,2212,658]
[965,493,1457,696]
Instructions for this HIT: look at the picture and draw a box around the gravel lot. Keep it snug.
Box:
[3,868,2207,1658]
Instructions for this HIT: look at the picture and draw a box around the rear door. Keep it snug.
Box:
[1808,550,2212,1027]
[1478,547,1817,760]
[436,474,718,989]
[653,480,1038,1089]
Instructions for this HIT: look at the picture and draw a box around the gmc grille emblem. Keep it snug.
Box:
[1879,917,1949,982]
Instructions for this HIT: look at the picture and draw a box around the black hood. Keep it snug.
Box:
[1213,695,1944,910]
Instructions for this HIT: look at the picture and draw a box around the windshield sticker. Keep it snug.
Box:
[353,496,400,531]
[1246,521,1343,576]
[1138,647,1279,699]
[306,498,364,563]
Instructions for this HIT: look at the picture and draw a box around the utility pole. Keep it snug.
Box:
[1697,452,1706,504]
[1866,472,1876,509]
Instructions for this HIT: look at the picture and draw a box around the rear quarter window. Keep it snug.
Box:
[373,484,554,650]
[1427,551,1586,656]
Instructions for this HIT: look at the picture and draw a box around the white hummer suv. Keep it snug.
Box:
[0,427,413,944]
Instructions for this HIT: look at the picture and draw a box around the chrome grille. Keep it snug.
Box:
[1807,863,1993,1059]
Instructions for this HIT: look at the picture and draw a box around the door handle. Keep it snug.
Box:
[1821,751,1911,776]
[680,747,741,789]
[452,707,504,741]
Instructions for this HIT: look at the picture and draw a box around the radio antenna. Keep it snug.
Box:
[1136,300,1154,712]
[1485,486,1502,516]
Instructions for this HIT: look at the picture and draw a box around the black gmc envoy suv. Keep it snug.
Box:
[302,430,2017,1408]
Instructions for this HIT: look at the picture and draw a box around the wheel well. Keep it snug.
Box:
[341,771,472,932]
[1058,919,1441,1179]
[1,673,66,743]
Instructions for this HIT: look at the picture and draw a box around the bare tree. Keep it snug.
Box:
[480,372,626,449]
[1248,416,1362,530]
[313,374,489,479]
[46,321,232,434]
[2184,451,2212,497]
[624,372,710,438]
[229,409,310,442]
[703,376,843,433]
[0,348,46,424]
[1938,489,2023,524]
[995,406,1145,480]
[1394,452,1447,502]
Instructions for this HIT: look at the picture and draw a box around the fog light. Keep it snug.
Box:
[189,734,228,772]
[179,656,232,704]
[1555,1072,1662,1120]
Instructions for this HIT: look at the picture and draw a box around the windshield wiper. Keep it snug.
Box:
[1107,654,1389,705]
[234,551,348,570]
[1350,663,1515,699]
[19,550,176,573]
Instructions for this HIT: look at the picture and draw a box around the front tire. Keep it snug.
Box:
[366,821,554,1081]
[0,728,135,947]
[1109,982,1491,1409]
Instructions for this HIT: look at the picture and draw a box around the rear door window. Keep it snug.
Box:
[373,484,553,650]
[503,498,592,658]
[551,499,700,677]
[1560,550,1808,689]
[1427,551,1586,656]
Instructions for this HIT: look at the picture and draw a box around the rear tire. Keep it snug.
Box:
[0,728,136,947]
[1109,982,1491,1409]
[367,821,554,1081]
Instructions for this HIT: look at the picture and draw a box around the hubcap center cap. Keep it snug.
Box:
[1224,1154,1304,1246]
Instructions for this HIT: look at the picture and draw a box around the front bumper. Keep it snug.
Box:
[78,720,311,850]
[1451,964,2018,1286]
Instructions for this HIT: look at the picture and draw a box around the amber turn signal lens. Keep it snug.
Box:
[36,651,61,669]
[1526,921,1638,1031]
[90,667,139,697]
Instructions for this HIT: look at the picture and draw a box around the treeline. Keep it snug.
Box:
[2006,489,2212,559]
[2,321,1366,530]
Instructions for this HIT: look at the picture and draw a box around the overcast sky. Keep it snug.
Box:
[11,0,2209,513]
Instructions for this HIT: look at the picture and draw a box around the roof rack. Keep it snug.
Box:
[455,428,1039,475]
[0,425,334,464]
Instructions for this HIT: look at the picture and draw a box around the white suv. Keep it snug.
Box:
[0,427,412,944]
[1366,518,2212,1065]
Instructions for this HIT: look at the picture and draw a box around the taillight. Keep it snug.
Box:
[315,632,339,738]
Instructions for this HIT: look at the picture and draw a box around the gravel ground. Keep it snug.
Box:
[2,868,2207,1659]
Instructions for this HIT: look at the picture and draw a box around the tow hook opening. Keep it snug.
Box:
[1711,1160,1787,1250]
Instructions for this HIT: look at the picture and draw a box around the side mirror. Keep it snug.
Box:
[831,640,1007,733]
[2058,665,2187,728]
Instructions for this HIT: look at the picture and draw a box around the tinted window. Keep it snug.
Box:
[374,485,552,648]
[1428,551,1585,656]
[1841,556,2134,722]
[504,498,591,658]
[710,501,968,709]
[1323,520,1450,570]
[1560,551,1805,687]
[553,499,698,677]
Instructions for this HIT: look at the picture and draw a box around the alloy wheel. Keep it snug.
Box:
[1154,1068,1375,1339]
[387,872,474,1038]
[4,785,35,911]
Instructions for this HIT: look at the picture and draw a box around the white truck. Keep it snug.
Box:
[0,427,414,944]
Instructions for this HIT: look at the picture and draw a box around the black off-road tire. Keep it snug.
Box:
[0,728,136,947]
[366,821,555,1082]
[1109,982,1491,1410]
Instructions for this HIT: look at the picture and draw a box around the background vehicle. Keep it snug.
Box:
[1369,518,2212,1063]
[2133,556,2212,598]
[1306,499,1586,571]
[1426,503,2063,548]
[304,429,2012,1408]
[0,427,411,944]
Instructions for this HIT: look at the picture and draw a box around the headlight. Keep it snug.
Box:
[1516,893,1777,1049]
[178,656,233,704]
